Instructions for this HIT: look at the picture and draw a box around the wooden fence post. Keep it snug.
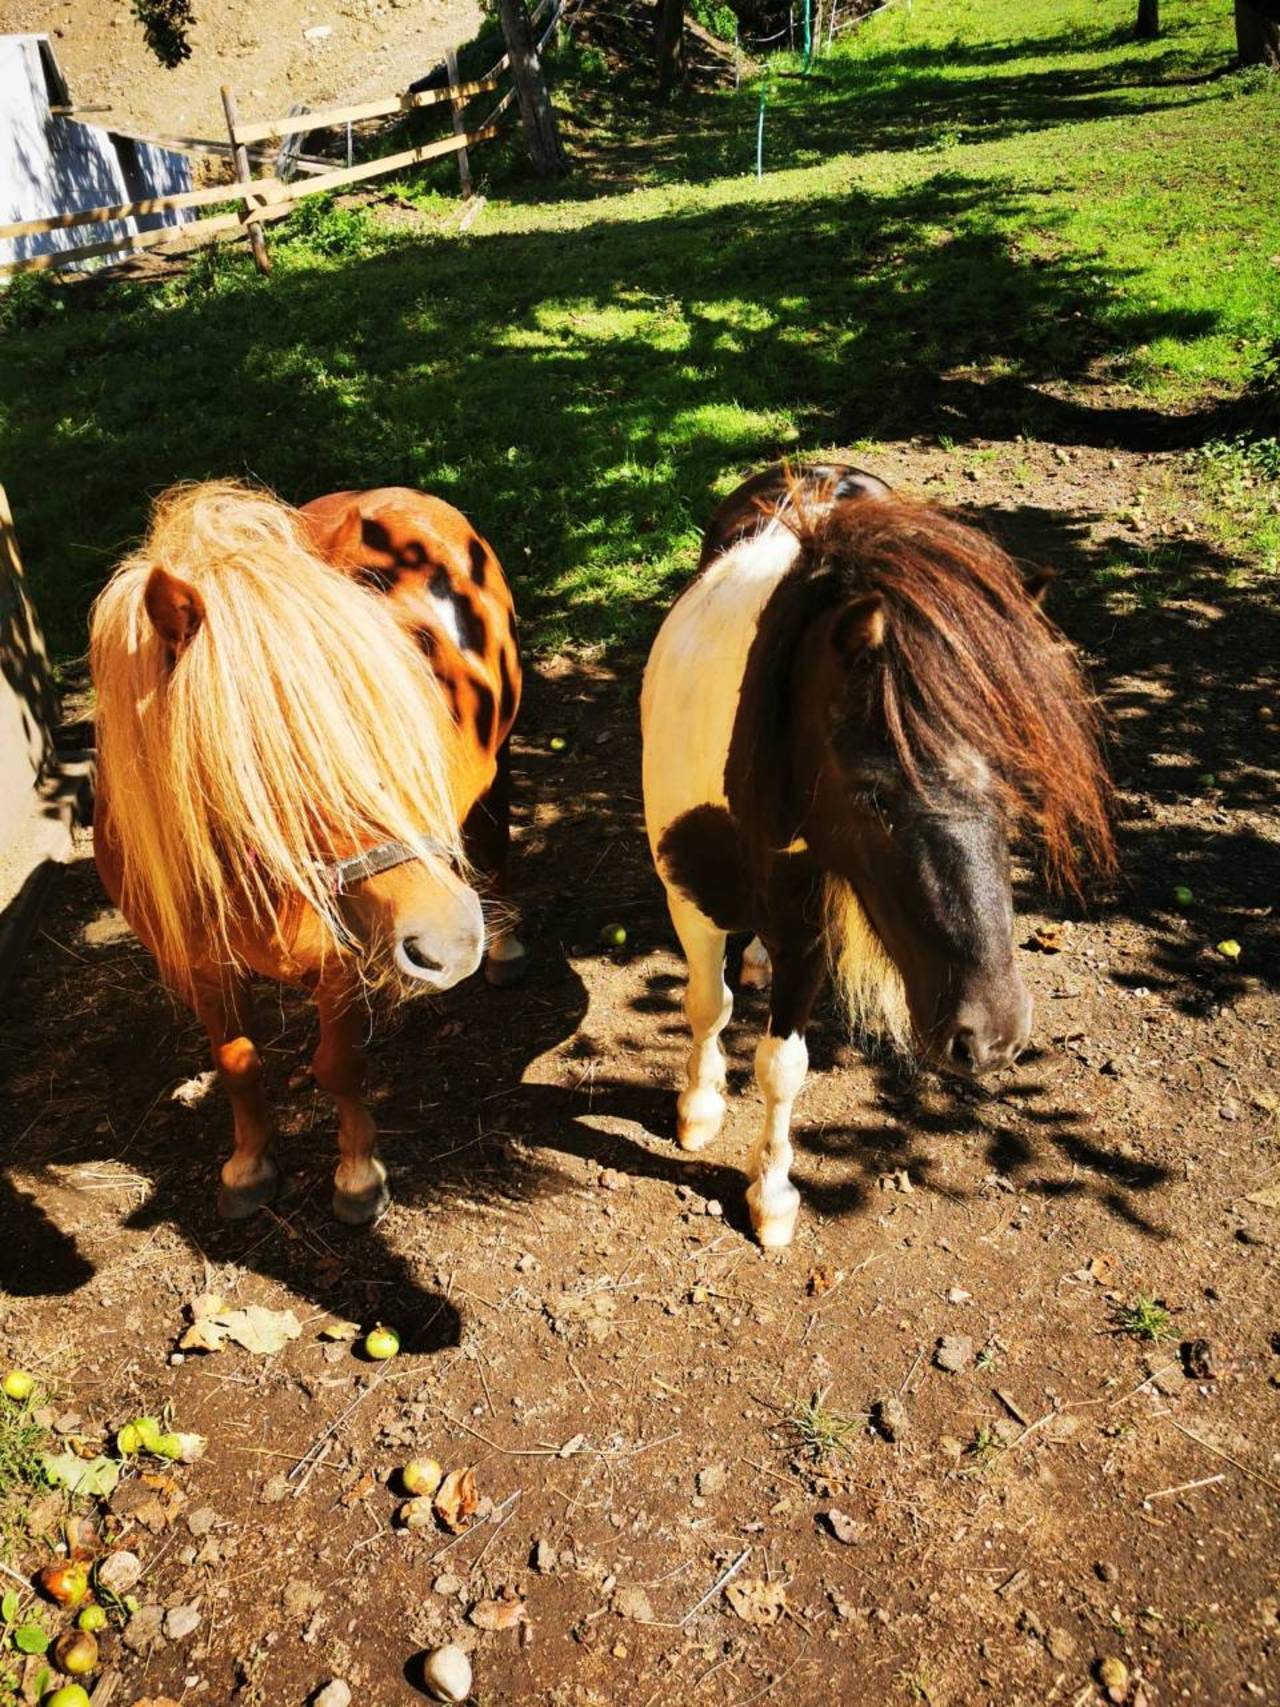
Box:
[221,84,272,275]
[495,0,568,177]
[444,47,473,198]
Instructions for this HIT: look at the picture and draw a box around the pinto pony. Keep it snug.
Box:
[642,463,1114,1249]
[91,481,524,1225]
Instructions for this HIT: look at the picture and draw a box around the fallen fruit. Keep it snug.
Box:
[52,1628,98,1675]
[401,1456,443,1498]
[1,1369,35,1401]
[1197,772,1216,788]
[1172,885,1194,907]
[38,1562,89,1608]
[548,735,567,752]
[76,1606,107,1633]
[364,1325,400,1361]
[1097,1655,1130,1697]
[1217,938,1242,961]
[154,1430,207,1463]
[44,1689,91,1707]
[600,923,627,949]
[421,1643,473,1703]
[433,1466,478,1533]
[397,1496,437,1530]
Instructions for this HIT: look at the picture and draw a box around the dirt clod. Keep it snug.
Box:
[870,1394,910,1441]
[934,1335,973,1374]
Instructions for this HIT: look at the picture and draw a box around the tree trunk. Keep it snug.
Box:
[495,0,569,176]
[1236,0,1280,66]
[1134,0,1159,39]
[654,0,685,97]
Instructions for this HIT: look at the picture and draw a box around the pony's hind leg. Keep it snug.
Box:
[194,976,280,1220]
[464,739,527,988]
[746,935,825,1249]
[314,989,390,1226]
[668,892,732,1152]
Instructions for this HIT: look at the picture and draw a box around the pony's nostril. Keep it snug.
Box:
[949,1029,977,1071]
[400,935,444,973]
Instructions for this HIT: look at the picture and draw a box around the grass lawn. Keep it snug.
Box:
[1,0,1276,672]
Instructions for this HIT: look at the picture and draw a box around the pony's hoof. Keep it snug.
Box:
[484,944,528,988]
[217,1158,280,1220]
[677,1086,726,1152]
[747,1182,799,1250]
[332,1171,391,1226]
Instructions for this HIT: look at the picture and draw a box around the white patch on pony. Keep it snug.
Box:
[431,589,467,652]
[746,1029,807,1249]
[641,521,801,858]
[821,875,912,1055]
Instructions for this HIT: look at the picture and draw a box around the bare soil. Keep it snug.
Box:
[2,431,1279,1707]
[0,0,481,141]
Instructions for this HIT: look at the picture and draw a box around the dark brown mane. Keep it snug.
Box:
[795,492,1116,895]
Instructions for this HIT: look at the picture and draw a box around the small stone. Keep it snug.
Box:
[870,1394,909,1441]
[822,1508,861,1545]
[432,1573,463,1597]
[1046,1625,1076,1661]
[1181,1338,1216,1380]
[696,1464,727,1496]
[1095,1561,1119,1583]
[96,1550,143,1596]
[1220,1099,1240,1122]
[938,1435,964,1462]
[187,1507,218,1537]
[262,1474,291,1503]
[934,1334,973,1374]
[598,1168,627,1191]
[704,1198,723,1218]
[532,1540,557,1574]
[313,1683,352,1707]
[946,1286,972,1305]
[421,1643,472,1703]
[1098,1655,1130,1701]
[613,1585,654,1622]
[164,1603,201,1641]
[515,1253,538,1273]
[122,1603,165,1653]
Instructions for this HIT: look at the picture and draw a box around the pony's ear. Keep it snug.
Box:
[306,506,364,567]
[831,594,888,660]
[144,567,205,655]
[1024,568,1056,606]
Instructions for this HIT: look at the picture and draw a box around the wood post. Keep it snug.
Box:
[495,0,568,177]
[221,84,272,275]
[1134,0,1159,39]
[445,47,473,199]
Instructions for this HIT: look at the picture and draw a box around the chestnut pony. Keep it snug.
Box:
[642,463,1114,1248]
[91,481,523,1225]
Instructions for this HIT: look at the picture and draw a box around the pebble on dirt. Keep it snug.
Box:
[870,1394,910,1440]
[312,1682,352,1707]
[421,1642,473,1703]
[934,1334,974,1373]
[163,1602,201,1641]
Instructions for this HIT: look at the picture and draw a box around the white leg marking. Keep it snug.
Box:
[669,893,731,1152]
[740,935,772,991]
[746,1029,807,1249]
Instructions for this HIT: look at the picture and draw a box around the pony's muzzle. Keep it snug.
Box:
[393,885,485,990]
[937,983,1033,1078]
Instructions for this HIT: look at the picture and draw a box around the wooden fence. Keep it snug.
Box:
[0,0,563,281]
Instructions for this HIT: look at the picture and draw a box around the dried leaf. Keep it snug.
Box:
[725,1577,787,1625]
[470,1596,527,1631]
[433,1467,478,1533]
[318,1319,361,1342]
[40,1451,119,1498]
[807,1265,840,1297]
[179,1300,302,1355]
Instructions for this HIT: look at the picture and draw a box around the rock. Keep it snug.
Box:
[421,1643,473,1702]
[96,1549,143,1595]
[1182,1337,1216,1380]
[1095,1560,1119,1583]
[598,1168,626,1192]
[946,1286,972,1305]
[433,1573,463,1597]
[187,1506,218,1537]
[696,1464,727,1496]
[284,1581,324,1622]
[613,1585,654,1622]
[122,1603,165,1653]
[313,1683,352,1707]
[870,1394,910,1441]
[821,1508,861,1545]
[1046,1625,1076,1661]
[303,23,333,38]
[164,1602,201,1641]
[934,1334,973,1374]
[938,1435,964,1461]
[262,1473,291,1502]
[532,1540,557,1574]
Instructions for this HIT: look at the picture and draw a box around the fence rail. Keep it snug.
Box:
[0,1,571,281]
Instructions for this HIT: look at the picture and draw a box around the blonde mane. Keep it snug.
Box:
[90,481,465,995]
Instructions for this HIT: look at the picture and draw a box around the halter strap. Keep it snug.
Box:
[318,835,456,898]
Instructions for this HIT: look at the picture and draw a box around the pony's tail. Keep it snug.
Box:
[821,875,914,1059]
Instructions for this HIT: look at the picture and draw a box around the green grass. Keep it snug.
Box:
[1113,1293,1174,1342]
[1,0,1277,673]
[787,1386,863,1462]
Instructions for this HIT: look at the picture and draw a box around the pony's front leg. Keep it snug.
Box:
[668,893,732,1152]
[194,977,280,1220]
[314,989,389,1226]
[465,740,528,988]
[746,936,825,1249]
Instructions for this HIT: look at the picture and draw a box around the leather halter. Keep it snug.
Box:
[317,835,457,898]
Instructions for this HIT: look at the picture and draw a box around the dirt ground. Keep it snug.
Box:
[0,0,481,141]
[2,428,1279,1707]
